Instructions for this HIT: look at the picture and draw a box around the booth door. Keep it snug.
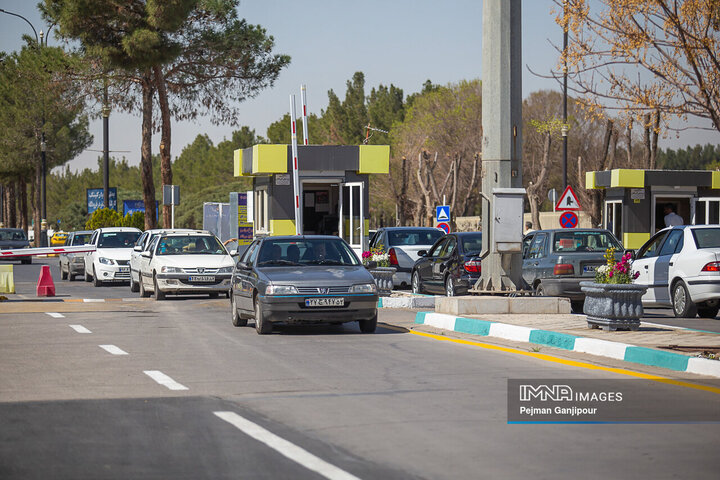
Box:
[339,182,365,255]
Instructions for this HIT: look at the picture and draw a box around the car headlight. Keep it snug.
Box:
[350,283,377,294]
[160,266,183,273]
[98,257,115,265]
[217,266,233,274]
[265,285,299,295]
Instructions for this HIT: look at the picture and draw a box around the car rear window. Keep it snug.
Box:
[387,229,443,247]
[692,228,720,248]
[461,234,483,253]
[0,229,26,241]
[72,234,91,246]
[98,231,141,248]
[552,231,622,253]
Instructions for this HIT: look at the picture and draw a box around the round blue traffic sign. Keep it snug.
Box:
[559,211,578,229]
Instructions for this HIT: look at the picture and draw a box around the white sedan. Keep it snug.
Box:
[138,232,234,300]
[633,225,720,318]
[84,227,142,287]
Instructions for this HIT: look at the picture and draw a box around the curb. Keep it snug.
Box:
[414,312,720,379]
[378,296,437,309]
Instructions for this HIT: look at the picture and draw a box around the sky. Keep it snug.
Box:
[1,0,719,174]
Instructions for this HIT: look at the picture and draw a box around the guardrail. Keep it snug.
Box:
[0,245,96,258]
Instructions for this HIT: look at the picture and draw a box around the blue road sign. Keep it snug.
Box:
[436,222,450,234]
[560,211,578,229]
[436,205,451,222]
[87,188,117,214]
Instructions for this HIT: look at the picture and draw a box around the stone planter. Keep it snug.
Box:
[580,281,648,331]
[369,267,396,296]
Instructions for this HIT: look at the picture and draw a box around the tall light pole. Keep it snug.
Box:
[562,0,569,189]
[102,80,111,209]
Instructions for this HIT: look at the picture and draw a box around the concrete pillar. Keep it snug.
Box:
[477,0,524,292]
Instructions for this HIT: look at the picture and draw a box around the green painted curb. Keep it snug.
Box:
[624,346,690,371]
[454,317,493,336]
[528,330,577,350]
[377,298,383,308]
[415,312,428,324]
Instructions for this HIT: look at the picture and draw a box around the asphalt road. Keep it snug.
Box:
[1,259,719,479]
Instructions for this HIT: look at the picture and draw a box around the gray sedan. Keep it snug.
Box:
[230,236,379,334]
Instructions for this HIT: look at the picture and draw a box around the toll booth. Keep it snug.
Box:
[233,144,389,252]
[585,168,720,249]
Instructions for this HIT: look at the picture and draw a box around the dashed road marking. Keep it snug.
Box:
[45,312,65,318]
[69,325,91,334]
[99,344,128,355]
[214,411,361,480]
[143,370,189,391]
[82,299,105,303]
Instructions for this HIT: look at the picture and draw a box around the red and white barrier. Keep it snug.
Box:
[0,245,96,258]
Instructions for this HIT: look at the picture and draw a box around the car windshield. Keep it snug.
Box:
[256,238,360,266]
[692,228,720,248]
[98,231,141,248]
[72,234,91,246]
[0,229,26,241]
[461,234,483,253]
[387,229,444,247]
[552,231,622,253]
[156,235,227,255]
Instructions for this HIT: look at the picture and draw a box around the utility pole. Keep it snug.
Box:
[562,0,569,189]
[102,80,110,209]
[476,0,525,292]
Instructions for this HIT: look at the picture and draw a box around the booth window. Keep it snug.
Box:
[255,188,268,233]
[695,198,720,225]
[604,201,622,240]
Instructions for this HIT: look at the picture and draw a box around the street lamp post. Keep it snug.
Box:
[102,81,110,209]
[562,0,569,189]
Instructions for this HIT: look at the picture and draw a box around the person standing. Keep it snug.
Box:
[664,204,684,227]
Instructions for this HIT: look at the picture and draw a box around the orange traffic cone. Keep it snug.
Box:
[37,265,56,297]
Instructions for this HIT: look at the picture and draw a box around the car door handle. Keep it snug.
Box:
[669,262,674,266]
[644,265,648,269]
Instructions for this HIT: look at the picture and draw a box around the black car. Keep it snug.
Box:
[411,232,483,296]
[230,235,379,334]
[0,228,31,264]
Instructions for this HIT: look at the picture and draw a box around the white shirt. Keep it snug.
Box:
[664,212,683,227]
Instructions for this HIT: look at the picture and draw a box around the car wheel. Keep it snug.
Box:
[672,281,697,318]
[69,273,75,282]
[445,276,455,297]
[535,283,545,297]
[60,264,68,280]
[697,306,719,319]
[92,266,102,287]
[153,274,166,301]
[254,297,272,334]
[139,275,150,298]
[359,313,378,333]
[571,300,585,314]
[129,270,140,293]
[412,271,424,294]
[85,267,91,282]
[231,293,248,327]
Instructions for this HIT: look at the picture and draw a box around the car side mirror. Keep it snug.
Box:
[141,251,151,258]
[237,261,250,270]
[417,250,427,257]
[365,260,378,269]
[133,245,143,252]
[230,249,238,256]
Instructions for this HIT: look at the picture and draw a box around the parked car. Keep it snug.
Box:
[632,225,720,318]
[129,228,202,293]
[83,227,142,286]
[411,232,483,296]
[58,230,93,281]
[522,228,624,313]
[0,228,31,264]
[50,231,68,246]
[368,227,445,288]
[230,235,379,334]
[137,231,234,300]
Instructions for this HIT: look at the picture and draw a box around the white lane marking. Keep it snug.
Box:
[69,324,91,334]
[99,344,128,355]
[143,370,189,391]
[83,299,105,303]
[46,312,65,318]
[214,411,362,480]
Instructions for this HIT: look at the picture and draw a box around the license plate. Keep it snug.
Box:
[305,297,344,307]
[583,265,598,273]
[189,275,215,282]
[119,267,129,273]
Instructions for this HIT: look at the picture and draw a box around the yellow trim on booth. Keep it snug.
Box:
[233,149,243,177]
[358,145,390,174]
[364,219,370,236]
[712,171,720,189]
[585,171,598,189]
[623,232,650,250]
[0,265,15,294]
[610,169,644,188]
[270,219,296,236]
[252,144,287,174]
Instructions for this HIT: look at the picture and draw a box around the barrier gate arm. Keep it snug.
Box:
[0,245,96,258]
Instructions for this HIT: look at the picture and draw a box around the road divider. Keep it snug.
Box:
[415,312,720,379]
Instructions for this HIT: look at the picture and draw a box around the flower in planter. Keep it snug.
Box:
[362,247,390,267]
[595,247,640,284]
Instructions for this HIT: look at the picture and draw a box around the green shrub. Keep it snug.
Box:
[122,211,145,230]
[85,208,122,230]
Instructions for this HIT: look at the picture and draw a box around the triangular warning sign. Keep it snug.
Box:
[436,205,450,221]
[555,185,581,211]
